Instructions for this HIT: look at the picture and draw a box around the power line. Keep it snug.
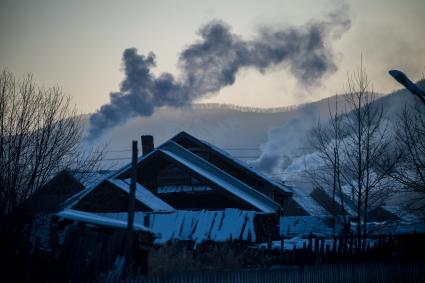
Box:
[223,148,260,151]
[233,156,260,158]
[94,149,131,153]
[96,147,261,154]
[97,157,131,161]
[96,155,260,161]
[101,149,132,153]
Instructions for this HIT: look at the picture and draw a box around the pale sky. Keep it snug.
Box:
[1,0,424,114]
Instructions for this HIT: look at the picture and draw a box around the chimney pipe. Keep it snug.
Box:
[141,135,154,156]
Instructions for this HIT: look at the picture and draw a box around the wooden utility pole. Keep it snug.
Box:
[126,140,138,272]
[389,70,425,106]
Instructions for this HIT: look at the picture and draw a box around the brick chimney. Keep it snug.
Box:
[141,135,154,156]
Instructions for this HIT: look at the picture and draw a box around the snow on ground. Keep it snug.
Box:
[257,238,380,251]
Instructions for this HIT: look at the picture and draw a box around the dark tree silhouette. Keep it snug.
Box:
[0,70,102,215]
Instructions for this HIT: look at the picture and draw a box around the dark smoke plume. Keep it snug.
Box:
[86,8,350,139]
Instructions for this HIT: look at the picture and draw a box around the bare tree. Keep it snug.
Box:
[309,63,398,250]
[394,102,425,218]
[308,95,347,236]
[0,70,101,216]
[342,66,397,250]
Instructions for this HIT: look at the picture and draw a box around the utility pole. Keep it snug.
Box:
[389,70,425,106]
[126,140,138,274]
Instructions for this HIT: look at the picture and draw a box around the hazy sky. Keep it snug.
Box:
[1,0,424,114]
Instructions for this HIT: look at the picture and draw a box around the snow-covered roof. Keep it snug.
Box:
[96,208,256,247]
[57,209,154,233]
[64,132,282,213]
[381,205,420,222]
[314,186,356,216]
[171,131,292,194]
[288,187,330,217]
[158,141,281,213]
[71,170,114,188]
[107,179,174,212]
[313,187,420,222]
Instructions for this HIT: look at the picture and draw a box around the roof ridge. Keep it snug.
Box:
[159,142,281,213]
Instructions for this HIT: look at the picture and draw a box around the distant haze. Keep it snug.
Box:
[87,83,421,185]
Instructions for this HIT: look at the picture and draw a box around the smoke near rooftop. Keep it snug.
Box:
[86,6,351,140]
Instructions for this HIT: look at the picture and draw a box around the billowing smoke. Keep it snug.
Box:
[250,103,321,174]
[86,7,350,140]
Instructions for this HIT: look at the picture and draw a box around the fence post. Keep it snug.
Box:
[308,233,313,252]
[267,235,272,253]
[280,237,284,265]
[338,236,343,254]
[314,238,319,254]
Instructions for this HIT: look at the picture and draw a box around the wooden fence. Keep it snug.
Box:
[120,262,425,283]
[254,232,425,266]
[10,231,425,282]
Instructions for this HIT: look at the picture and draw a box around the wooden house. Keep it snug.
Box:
[66,132,292,214]
[310,187,399,222]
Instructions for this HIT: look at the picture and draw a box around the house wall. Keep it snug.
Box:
[16,171,85,215]
[282,198,309,216]
[155,163,256,210]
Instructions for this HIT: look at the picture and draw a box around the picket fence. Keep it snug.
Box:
[120,262,425,283]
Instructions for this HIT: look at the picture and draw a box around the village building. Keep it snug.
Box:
[7,131,422,252]
[58,132,299,246]
[66,132,292,214]
[4,131,425,281]
[12,131,421,248]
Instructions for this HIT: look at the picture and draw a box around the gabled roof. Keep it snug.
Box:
[170,131,292,195]
[63,171,119,208]
[65,132,286,213]
[13,170,86,215]
[66,142,282,213]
